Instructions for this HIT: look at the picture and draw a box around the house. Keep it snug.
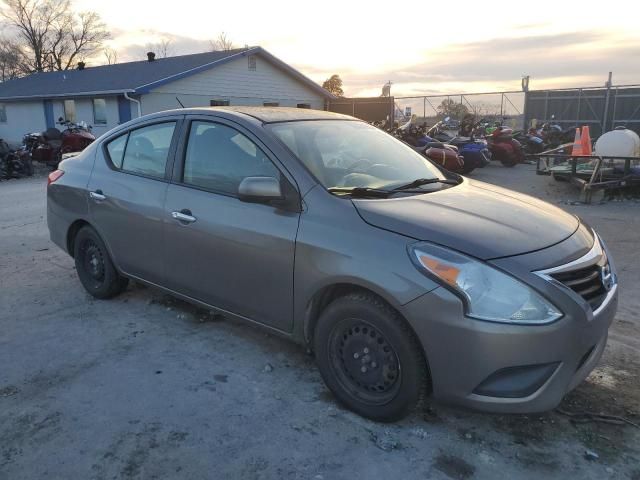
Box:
[0,47,334,143]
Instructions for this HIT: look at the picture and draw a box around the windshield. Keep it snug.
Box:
[268,120,444,190]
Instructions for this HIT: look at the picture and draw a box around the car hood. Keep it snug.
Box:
[353,179,581,259]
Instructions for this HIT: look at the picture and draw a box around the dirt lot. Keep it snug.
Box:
[1,164,639,480]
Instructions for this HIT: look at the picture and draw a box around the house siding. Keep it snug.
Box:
[141,55,325,114]
[51,97,120,138]
[0,101,47,145]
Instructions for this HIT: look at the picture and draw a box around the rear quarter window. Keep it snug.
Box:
[106,134,127,168]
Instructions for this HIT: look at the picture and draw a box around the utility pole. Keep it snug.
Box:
[602,72,613,133]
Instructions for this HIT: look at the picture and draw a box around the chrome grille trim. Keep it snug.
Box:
[534,232,617,314]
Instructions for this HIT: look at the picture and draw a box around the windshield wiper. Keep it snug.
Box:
[328,186,434,198]
[327,187,391,198]
[389,178,459,191]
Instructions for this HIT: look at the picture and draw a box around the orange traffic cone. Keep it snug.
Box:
[581,125,592,156]
[572,128,584,156]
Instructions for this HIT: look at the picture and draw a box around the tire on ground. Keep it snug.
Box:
[73,225,128,299]
[313,291,429,422]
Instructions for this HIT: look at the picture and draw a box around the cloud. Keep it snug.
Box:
[328,31,640,96]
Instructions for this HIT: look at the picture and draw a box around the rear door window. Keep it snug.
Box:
[106,122,176,178]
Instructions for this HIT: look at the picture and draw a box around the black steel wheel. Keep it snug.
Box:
[74,225,128,299]
[314,292,429,422]
[328,318,402,406]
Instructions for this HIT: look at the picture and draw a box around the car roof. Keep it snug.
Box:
[154,106,356,123]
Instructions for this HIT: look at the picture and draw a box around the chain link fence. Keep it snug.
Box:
[394,91,525,129]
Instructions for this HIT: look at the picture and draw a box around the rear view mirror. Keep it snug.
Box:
[238,176,283,203]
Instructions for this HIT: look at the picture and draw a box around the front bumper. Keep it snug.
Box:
[401,256,618,414]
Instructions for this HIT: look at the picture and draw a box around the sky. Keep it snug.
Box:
[75,0,640,97]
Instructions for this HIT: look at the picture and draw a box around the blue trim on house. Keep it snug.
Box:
[117,95,132,124]
[0,47,334,103]
[43,100,54,128]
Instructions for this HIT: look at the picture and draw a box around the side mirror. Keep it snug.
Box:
[238,176,283,203]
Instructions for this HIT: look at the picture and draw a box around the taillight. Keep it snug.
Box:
[48,170,64,186]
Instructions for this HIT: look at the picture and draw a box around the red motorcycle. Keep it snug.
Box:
[487,126,525,167]
[23,118,95,167]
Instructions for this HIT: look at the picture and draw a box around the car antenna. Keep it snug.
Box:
[176,96,185,108]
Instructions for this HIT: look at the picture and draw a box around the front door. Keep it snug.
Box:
[87,118,181,284]
[163,118,300,332]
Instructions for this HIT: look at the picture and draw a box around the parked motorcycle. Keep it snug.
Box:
[0,139,33,179]
[396,119,468,174]
[24,118,95,167]
[513,129,546,155]
[425,118,489,173]
[486,126,525,167]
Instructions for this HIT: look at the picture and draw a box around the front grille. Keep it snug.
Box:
[551,264,607,311]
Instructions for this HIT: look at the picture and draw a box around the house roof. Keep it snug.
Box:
[0,47,334,101]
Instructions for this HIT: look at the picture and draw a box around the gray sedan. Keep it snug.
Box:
[47,107,618,421]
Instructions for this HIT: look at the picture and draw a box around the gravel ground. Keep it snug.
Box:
[1,164,639,480]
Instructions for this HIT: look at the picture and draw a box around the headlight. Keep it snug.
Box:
[409,243,562,325]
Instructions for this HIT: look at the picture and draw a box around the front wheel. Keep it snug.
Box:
[74,226,128,299]
[314,292,429,422]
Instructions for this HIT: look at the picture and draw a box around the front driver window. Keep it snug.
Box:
[183,121,280,195]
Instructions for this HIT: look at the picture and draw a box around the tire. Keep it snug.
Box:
[73,226,128,299]
[313,292,429,422]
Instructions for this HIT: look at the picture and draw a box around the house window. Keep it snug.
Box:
[64,99,76,122]
[93,98,107,125]
[263,102,279,107]
[248,55,256,71]
[297,103,311,109]
[210,99,230,106]
[0,104,6,123]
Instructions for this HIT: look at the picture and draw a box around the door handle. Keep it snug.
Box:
[171,210,197,224]
[89,190,106,201]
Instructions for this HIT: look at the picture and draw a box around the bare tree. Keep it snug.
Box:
[48,11,109,70]
[103,47,118,65]
[0,37,27,80]
[144,38,172,58]
[210,32,235,51]
[1,0,69,71]
[1,0,109,72]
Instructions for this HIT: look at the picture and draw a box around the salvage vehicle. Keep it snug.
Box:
[47,107,618,421]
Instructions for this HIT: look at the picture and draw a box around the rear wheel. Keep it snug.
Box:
[73,226,128,299]
[313,292,429,422]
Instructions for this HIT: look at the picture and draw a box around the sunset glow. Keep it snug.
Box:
[67,0,640,95]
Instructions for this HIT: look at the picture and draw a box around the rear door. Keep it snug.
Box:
[163,116,300,332]
[87,116,183,284]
